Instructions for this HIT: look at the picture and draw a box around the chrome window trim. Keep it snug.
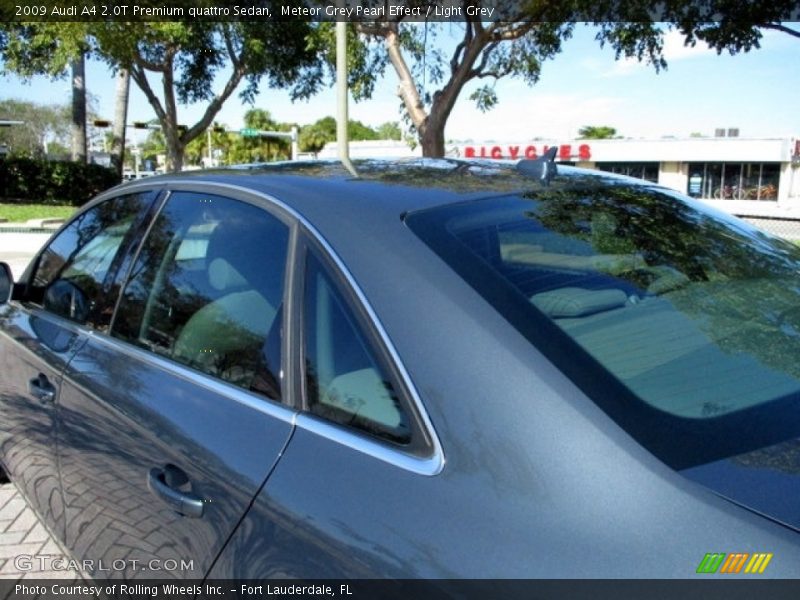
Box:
[87,331,297,425]
[124,179,445,477]
[282,222,301,410]
[295,413,443,476]
[107,189,171,334]
[17,301,297,425]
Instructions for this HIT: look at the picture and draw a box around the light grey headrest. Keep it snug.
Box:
[531,287,627,318]
[208,257,248,291]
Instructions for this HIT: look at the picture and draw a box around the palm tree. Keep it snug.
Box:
[110,68,130,178]
[70,52,87,163]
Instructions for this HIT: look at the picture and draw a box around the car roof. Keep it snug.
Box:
[113,158,630,218]
[108,160,653,283]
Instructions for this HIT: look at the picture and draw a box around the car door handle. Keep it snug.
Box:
[28,373,56,404]
[147,466,204,519]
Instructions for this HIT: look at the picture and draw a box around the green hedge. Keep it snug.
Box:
[0,157,120,206]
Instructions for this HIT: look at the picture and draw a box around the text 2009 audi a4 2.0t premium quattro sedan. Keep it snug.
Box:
[1,156,800,580]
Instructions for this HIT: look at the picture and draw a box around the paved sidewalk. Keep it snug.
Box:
[0,231,51,280]
[0,481,82,580]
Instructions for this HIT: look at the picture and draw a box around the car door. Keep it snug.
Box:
[56,188,296,579]
[208,234,445,578]
[0,190,160,540]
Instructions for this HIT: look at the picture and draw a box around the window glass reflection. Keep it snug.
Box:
[113,193,288,400]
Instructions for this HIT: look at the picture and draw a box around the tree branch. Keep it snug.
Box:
[469,41,499,78]
[184,61,247,143]
[132,46,166,73]
[356,22,391,37]
[492,22,537,41]
[431,24,491,128]
[129,63,167,123]
[384,27,429,131]
[161,49,178,136]
[222,23,240,69]
[450,16,474,75]
[762,22,800,39]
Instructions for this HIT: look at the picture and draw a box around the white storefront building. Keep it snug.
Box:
[320,136,800,216]
[456,136,800,217]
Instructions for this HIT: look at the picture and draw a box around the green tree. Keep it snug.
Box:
[376,121,402,141]
[353,5,668,156]
[229,109,296,164]
[88,22,321,172]
[0,99,71,158]
[348,119,379,141]
[139,125,166,168]
[297,116,383,156]
[299,123,331,157]
[577,125,618,139]
[667,1,800,51]
[241,108,291,162]
[1,23,92,163]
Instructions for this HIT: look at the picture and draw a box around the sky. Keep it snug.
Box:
[1,23,799,144]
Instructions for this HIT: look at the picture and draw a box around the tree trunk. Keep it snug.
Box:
[164,129,184,172]
[420,117,445,158]
[110,69,130,180]
[71,53,87,163]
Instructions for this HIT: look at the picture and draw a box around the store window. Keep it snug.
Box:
[687,162,780,201]
[596,162,659,183]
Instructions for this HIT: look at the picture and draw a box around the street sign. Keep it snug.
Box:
[240,128,259,137]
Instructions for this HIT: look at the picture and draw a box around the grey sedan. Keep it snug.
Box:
[1,158,800,580]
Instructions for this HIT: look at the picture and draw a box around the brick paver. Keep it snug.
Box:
[0,481,84,580]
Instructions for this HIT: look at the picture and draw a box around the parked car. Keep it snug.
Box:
[1,157,800,580]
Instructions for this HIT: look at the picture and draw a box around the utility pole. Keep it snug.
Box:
[336,21,357,177]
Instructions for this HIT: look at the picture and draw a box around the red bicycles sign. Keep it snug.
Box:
[462,143,592,161]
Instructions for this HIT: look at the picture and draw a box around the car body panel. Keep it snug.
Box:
[56,332,296,578]
[212,267,800,577]
[1,160,800,578]
[0,305,80,540]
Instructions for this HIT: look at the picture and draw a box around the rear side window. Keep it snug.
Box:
[303,250,411,445]
[29,192,155,329]
[112,192,288,400]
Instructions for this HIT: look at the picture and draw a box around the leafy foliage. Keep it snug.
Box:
[297,116,388,155]
[376,121,402,140]
[0,23,89,78]
[0,156,118,206]
[298,122,332,156]
[0,99,71,158]
[355,3,670,156]
[665,0,800,51]
[88,21,322,171]
[577,126,618,140]
[1,21,329,171]
[469,85,499,113]
[302,23,387,102]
